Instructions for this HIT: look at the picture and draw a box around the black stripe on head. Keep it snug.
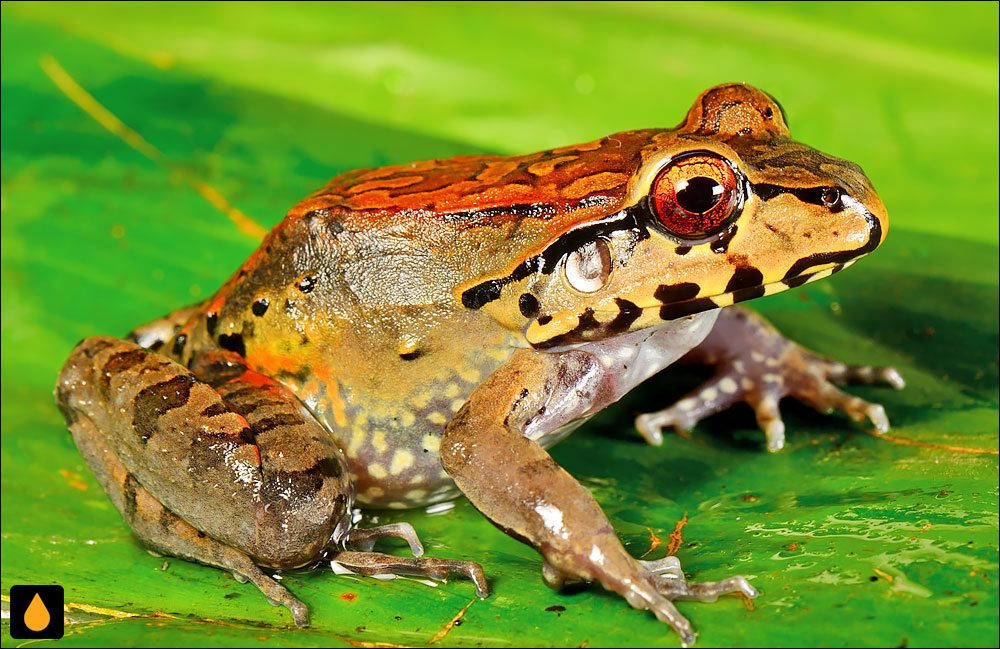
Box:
[782,221,880,281]
[658,297,718,321]
[752,183,845,212]
[461,206,648,310]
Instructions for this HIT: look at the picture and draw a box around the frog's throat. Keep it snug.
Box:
[525,259,860,349]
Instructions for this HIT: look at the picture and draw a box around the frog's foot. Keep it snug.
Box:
[540,556,756,646]
[329,550,489,597]
[635,306,904,451]
[638,556,758,603]
[342,522,424,556]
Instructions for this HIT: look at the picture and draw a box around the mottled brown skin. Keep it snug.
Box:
[56,84,902,642]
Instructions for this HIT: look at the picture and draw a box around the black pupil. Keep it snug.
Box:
[676,176,722,213]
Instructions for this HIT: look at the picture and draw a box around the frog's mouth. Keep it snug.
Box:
[654,258,860,321]
[526,258,861,349]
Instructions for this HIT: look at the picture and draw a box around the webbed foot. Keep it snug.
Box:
[636,307,904,451]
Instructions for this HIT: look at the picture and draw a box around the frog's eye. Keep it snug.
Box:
[564,239,612,293]
[650,153,740,239]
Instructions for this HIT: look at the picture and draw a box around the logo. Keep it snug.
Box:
[9,585,64,639]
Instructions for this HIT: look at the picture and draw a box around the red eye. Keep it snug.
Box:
[650,154,740,239]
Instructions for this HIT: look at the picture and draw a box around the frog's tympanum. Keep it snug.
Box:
[56,84,904,644]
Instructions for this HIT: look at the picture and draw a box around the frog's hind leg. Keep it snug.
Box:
[328,550,488,597]
[635,306,905,451]
[331,524,487,595]
[56,337,352,627]
[56,366,309,625]
[342,522,424,555]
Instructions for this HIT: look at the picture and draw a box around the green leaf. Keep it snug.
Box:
[3,2,997,647]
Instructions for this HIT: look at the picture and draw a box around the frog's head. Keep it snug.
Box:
[466,83,888,349]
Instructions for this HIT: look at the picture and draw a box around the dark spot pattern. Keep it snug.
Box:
[609,298,642,332]
[172,334,187,357]
[711,223,738,254]
[200,402,230,418]
[100,349,148,395]
[518,293,540,318]
[252,298,269,317]
[206,312,219,337]
[122,474,139,519]
[654,282,700,304]
[132,375,196,443]
[534,298,644,349]
[218,333,246,357]
[725,266,765,296]
[252,413,307,437]
[297,276,317,293]
[659,297,718,321]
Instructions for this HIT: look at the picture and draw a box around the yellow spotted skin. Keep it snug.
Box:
[138,83,892,508]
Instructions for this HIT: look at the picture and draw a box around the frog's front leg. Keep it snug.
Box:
[440,349,756,645]
[635,306,905,451]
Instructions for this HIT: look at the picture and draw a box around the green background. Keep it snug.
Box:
[2,1,997,646]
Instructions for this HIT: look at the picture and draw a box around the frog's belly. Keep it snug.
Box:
[307,395,590,510]
[341,428,460,510]
[297,370,493,509]
[336,421,588,509]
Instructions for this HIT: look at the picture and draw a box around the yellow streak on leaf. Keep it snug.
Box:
[39,55,268,241]
[867,429,999,455]
[427,598,476,644]
[872,568,895,582]
[64,601,149,619]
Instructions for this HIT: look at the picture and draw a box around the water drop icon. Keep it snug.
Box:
[24,592,51,632]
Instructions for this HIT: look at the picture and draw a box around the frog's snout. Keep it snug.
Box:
[863,186,889,247]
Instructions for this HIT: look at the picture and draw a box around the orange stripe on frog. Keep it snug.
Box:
[310,362,349,429]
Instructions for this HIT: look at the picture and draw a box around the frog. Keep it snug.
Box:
[55,83,904,645]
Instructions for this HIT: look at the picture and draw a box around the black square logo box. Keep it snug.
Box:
[9,585,64,640]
